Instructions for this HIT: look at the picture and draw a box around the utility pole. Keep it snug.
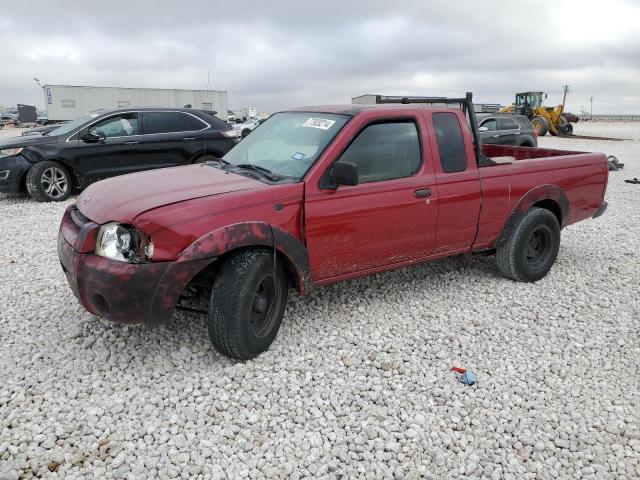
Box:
[561,84,569,111]
[590,97,593,119]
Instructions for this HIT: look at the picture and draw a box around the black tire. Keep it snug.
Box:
[558,123,573,135]
[25,161,72,202]
[496,207,560,282]
[208,249,288,360]
[241,129,251,138]
[530,116,549,136]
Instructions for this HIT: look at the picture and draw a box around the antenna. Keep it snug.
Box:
[202,68,212,159]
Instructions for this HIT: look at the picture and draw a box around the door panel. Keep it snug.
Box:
[140,111,208,167]
[497,117,519,145]
[76,112,146,180]
[427,111,482,254]
[304,117,438,281]
[478,118,501,145]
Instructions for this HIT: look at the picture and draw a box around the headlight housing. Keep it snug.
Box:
[95,222,154,263]
[0,147,23,158]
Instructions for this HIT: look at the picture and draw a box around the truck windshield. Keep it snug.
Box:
[222,112,350,180]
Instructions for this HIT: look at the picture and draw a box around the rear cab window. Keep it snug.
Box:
[432,112,467,173]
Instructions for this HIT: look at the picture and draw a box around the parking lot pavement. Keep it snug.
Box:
[0,123,639,479]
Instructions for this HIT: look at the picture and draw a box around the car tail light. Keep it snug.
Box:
[220,129,239,138]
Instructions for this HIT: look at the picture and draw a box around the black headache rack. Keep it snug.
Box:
[374,92,490,167]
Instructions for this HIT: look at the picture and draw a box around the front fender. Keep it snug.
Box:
[179,221,313,295]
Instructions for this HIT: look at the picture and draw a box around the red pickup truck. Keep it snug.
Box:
[58,94,608,360]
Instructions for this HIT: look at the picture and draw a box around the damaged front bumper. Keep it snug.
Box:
[0,155,31,193]
[57,206,212,325]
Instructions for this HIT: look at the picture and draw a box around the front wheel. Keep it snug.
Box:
[531,116,549,136]
[208,249,288,360]
[496,207,560,282]
[25,161,72,202]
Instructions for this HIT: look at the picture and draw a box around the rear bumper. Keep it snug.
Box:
[0,155,30,193]
[57,206,212,325]
[592,201,608,219]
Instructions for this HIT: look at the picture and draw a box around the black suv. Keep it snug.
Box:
[476,113,537,147]
[0,108,238,201]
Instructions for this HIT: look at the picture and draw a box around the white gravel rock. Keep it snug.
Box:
[0,123,639,478]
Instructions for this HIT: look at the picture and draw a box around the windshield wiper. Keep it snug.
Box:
[234,163,283,182]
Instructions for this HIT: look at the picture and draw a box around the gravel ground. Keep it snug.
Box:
[1,123,639,479]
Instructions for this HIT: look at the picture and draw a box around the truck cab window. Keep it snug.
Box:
[89,113,139,138]
[433,113,467,173]
[339,122,421,183]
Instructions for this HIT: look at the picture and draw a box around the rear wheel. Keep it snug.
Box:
[530,116,549,136]
[25,161,72,202]
[208,249,288,360]
[496,207,560,282]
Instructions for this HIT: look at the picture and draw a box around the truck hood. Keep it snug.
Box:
[77,164,264,225]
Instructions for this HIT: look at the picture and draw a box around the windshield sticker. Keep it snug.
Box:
[302,118,336,130]
[291,152,306,161]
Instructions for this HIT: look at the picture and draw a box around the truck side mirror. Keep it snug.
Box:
[332,160,359,186]
[478,126,489,132]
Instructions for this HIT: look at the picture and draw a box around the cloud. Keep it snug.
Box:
[1,0,639,114]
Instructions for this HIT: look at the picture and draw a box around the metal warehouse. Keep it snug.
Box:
[43,85,228,121]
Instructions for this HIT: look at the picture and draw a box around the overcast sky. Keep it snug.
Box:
[1,0,639,114]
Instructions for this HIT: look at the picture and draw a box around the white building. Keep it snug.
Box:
[43,85,228,121]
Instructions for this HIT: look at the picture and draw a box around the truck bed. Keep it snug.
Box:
[482,143,583,161]
[474,143,608,250]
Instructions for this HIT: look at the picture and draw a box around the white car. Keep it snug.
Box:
[233,117,267,138]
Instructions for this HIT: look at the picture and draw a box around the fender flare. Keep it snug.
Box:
[495,184,570,247]
[178,221,313,295]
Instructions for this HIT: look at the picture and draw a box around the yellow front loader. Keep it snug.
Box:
[500,91,573,136]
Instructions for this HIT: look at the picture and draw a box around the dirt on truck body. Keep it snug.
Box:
[58,93,609,360]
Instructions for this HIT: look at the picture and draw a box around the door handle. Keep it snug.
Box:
[182,137,196,141]
[414,188,432,198]
[123,140,139,145]
[492,134,500,138]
